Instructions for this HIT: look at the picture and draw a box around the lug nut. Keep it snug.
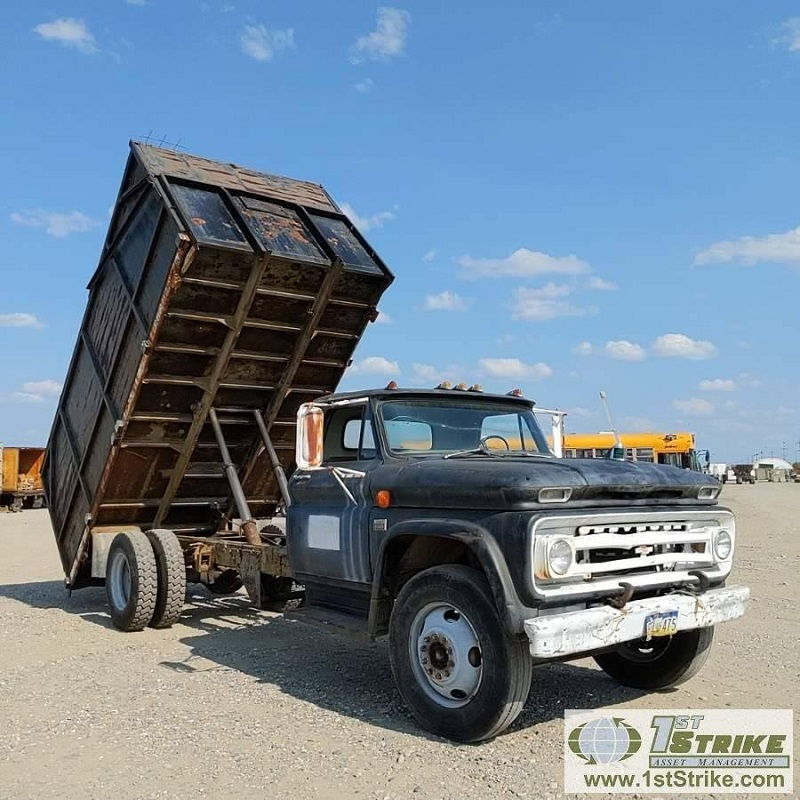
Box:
[435,672,442,680]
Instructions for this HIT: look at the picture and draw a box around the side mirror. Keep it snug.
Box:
[296,403,324,469]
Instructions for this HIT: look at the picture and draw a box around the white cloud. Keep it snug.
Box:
[699,378,736,392]
[0,313,43,329]
[33,18,97,53]
[2,378,62,405]
[339,201,394,232]
[511,283,593,321]
[11,209,97,237]
[778,17,800,52]
[652,333,717,360]
[478,358,553,380]
[568,407,593,418]
[375,309,393,324]
[458,247,590,280]
[353,78,374,94]
[694,225,800,268]
[605,340,646,361]
[10,392,44,405]
[422,249,437,262]
[673,397,714,416]
[348,356,399,375]
[587,276,618,290]
[240,25,295,62]
[351,7,410,62]
[411,363,439,383]
[573,341,593,356]
[423,290,470,312]
[22,379,62,396]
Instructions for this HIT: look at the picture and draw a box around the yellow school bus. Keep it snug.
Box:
[560,432,701,470]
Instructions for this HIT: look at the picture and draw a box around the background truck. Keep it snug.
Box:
[1,446,45,512]
[43,143,749,742]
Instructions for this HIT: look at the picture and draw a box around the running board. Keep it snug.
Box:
[284,605,371,640]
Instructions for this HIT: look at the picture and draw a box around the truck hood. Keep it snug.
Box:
[373,456,719,511]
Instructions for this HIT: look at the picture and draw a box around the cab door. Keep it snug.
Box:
[287,403,377,590]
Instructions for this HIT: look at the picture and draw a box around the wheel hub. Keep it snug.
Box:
[410,603,483,707]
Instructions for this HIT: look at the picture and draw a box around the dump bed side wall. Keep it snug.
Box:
[44,163,186,577]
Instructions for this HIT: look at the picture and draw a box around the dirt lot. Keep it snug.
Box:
[0,484,797,800]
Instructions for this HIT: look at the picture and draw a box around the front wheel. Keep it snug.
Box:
[593,626,714,689]
[389,565,532,742]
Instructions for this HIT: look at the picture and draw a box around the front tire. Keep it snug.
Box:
[389,565,532,742]
[106,531,159,631]
[594,626,714,689]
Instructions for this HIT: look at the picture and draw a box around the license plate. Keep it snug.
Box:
[644,610,678,640]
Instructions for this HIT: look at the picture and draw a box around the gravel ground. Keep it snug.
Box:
[0,484,797,800]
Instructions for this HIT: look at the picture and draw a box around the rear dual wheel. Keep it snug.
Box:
[106,529,186,631]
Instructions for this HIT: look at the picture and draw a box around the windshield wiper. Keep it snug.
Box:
[443,447,492,459]
[444,448,551,460]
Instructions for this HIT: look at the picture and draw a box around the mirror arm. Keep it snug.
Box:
[328,466,365,505]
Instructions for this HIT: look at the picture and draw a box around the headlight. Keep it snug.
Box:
[713,529,732,560]
[548,538,574,576]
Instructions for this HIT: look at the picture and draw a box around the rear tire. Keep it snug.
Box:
[389,565,532,742]
[106,531,159,632]
[145,529,186,628]
[593,626,714,689]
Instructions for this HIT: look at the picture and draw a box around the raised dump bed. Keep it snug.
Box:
[43,142,392,588]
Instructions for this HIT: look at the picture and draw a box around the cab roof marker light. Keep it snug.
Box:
[507,388,523,397]
[468,384,483,392]
[385,380,398,390]
[538,487,573,504]
[435,381,452,390]
[454,382,468,391]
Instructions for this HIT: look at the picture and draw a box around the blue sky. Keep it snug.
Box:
[1,1,799,463]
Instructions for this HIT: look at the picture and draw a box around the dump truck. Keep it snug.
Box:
[43,143,749,742]
[1,446,45,511]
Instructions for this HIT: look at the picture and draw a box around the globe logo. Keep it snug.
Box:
[568,717,642,765]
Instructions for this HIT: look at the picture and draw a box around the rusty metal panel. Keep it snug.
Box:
[43,141,393,588]
[134,143,338,213]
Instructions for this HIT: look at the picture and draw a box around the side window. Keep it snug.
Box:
[322,405,376,462]
[343,417,377,459]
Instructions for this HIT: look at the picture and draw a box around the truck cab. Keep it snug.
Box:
[286,386,748,741]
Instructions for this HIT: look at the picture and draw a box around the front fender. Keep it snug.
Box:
[368,518,529,637]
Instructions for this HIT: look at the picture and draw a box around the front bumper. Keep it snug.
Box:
[524,584,749,659]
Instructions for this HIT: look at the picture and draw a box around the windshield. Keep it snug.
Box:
[377,398,550,456]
